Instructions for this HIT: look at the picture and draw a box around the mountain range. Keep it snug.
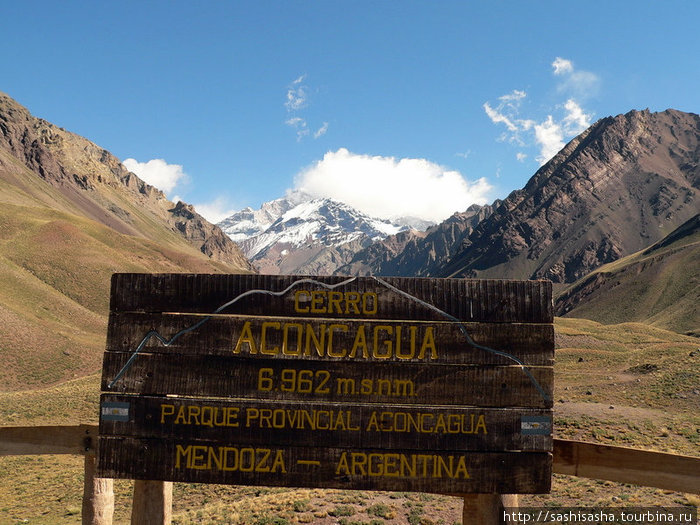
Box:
[329,110,698,285]
[0,92,252,389]
[220,108,698,334]
[218,192,418,274]
[335,202,499,277]
[1,89,697,395]
[0,90,697,524]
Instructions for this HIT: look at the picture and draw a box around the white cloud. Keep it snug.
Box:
[534,116,564,164]
[484,58,599,165]
[485,91,574,164]
[552,57,573,75]
[559,71,600,98]
[455,150,471,159]
[499,89,527,102]
[552,57,600,98]
[192,197,237,224]
[122,158,187,194]
[293,148,492,223]
[314,122,329,139]
[284,75,330,142]
[562,99,592,134]
[285,75,307,111]
[530,101,592,165]
[484,102,518,132]
[285,117,310,141]
[483,90,536,146]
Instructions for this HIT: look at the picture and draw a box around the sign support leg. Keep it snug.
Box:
[131,480,172,525]
[462,494,519,525]
[82,453,114,525]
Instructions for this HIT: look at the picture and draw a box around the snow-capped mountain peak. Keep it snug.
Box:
[217,195,298,243]
[217,192,429,274]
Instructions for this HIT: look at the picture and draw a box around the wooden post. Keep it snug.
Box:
[131,480,172,525]
[82,453,114,525]
[462,494,519,525]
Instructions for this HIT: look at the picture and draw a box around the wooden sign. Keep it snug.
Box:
[98,274,554,494]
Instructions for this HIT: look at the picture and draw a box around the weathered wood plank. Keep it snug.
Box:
[100,273,554,494]
[106,313,554,366]
[3,425,693,494]
[99,394,552,452]
[109,274,553,323]
[97,436,552,494]
[101,353,553,408]
[0,424,95,456]
[553,439,700,494]
[131,480,172,525]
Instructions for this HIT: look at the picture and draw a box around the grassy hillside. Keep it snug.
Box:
[0,157,251,391]
[555,214,699,335]
[0,319,697,524]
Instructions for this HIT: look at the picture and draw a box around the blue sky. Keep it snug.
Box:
[2,1,699,223]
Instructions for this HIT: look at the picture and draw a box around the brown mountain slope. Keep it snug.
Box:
[0,91,253,270]
[555,214,699,335]
[0,93,253,390]
[335,203,497,276]
[436,109,699,283]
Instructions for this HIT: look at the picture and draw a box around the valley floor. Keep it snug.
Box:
[0,318,698,524]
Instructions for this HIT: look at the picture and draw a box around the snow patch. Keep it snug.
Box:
[218,192,417,261]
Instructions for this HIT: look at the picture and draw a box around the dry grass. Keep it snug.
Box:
[0,200,247,391]
[0,318,698,524]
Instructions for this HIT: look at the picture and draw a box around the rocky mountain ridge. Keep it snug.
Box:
[0,91,252,271]
[335,203,498,276]
[0,92,254,389]
[435,109,699,283]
